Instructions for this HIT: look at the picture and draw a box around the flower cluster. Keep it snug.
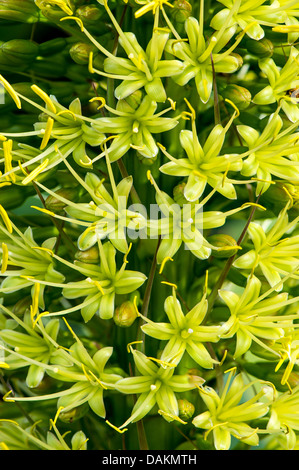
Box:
[1,0,299,452]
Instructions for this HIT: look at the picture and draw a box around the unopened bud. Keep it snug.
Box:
[75,5,102,23]
[113,301,138,327]
[117,90,143,112]
[75,245,100,264]
[0,0,40,23]
[45,188,78,213]
[208,234,239,258]
[0,39,39,67]
[177,399,195,420]
[170,0,192,23]
[59,403,89,423]
[12,296,31,316]
[245,37,274,58]
[69,42,98,65]
[173,182,188,207]
[222,84,252,110]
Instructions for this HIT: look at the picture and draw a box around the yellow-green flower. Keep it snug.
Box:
[114,346,201,428]
[62,241,147,321]
[233,204,299,289]
[192,368,269,450]
[211,0,285,41]
[166,15,242,103]
[219,274,298,359]
[252,47,299,122]
[93,92,180,161]
[237,111,299,195]
[0,420,88,450]
[159,106,242,200]
[0,308,61,388]
[2,326,123,419]
[141,287,222,367]
[267,384,299,434]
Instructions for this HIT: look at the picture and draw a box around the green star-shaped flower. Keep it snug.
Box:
[166,15,242,103]
[159,105,242,201]
[252,47,299,122]
[93,92,180,161]
[115,346,201,427]
[233,203,299,289]
[62,241,147,321]
[219,274,297,359]
[141,288,222,367]
[237,110,299,195]
[192,368,269,450]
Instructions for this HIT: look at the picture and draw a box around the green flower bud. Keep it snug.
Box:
[12,296,31,316]
[170,0,192,23]
[177,399,195,420]
[59,403,89,423]
[75,5,102,23]
[208,234,239,258]
[173,182,188,207]
[0,40,39,67]
[245,38,274,58]
[69,42,98,65]
[0,0,41,23]
[38,38,68,57]
[221,84,252,110]
[75,245,100,264]
[45,188,78,213]
[113,301,138,327]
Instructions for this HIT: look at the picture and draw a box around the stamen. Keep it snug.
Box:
[161,281,178,289]
[1,242,9,274]
[3,139,15,183]
[0,75,21,109]
[159,256,173,274]
[89,96,106,110]
[158,409,187,424]
[105,420,128,433]
[0,205,12,233]
[60,16,84,32]
[31,85,57,114]
[22,159,49,185]
[127,340,143,353]
[40,118,54,150]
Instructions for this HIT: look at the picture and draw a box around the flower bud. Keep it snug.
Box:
[0,39,39,67]
[221,84,252,110]
[59,403,89,423]
[75,5,102,23]
[0,0,40,23]
[173,182,188,207]
[113,301,138,327]
[75,245,100,264]
[208,234,239,258]
[12,296,31,316]
[170,0,192,23]
[69,42,98,65]
[117,90,143,112]
[245,37,274,58]
[45,188,78,213]
[177,399,195,420]
[38,38,67,57]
